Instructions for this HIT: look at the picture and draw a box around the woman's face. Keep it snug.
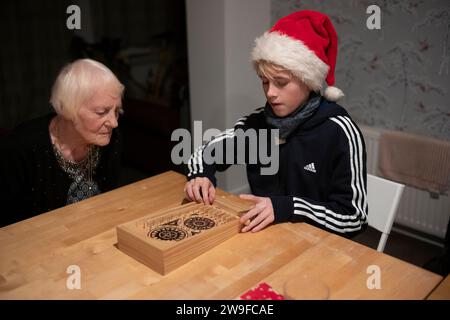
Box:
[74,88,122,146]
[260,69,311,117]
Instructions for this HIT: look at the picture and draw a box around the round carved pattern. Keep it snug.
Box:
[184,217,215,230]
[149,226,187,241]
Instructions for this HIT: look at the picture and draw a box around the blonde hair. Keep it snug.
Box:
[253,60,296,81]
[50,59,124,120]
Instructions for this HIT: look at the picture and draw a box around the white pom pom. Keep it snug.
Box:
[324,86,345,102]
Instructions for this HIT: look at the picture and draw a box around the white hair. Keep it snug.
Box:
[50,59,124,120]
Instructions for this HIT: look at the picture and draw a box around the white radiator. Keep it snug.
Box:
[359,124,450,240]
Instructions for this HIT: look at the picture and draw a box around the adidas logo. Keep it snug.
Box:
[304,162,316,173]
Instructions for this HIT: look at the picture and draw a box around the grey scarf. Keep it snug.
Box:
[264,92,321,139]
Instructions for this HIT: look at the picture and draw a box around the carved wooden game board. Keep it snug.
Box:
[117,197,249,275]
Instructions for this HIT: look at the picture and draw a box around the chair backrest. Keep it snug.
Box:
[367,174,405,252]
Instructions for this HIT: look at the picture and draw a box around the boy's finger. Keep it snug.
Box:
[239,194,259,202]
[239,206,260,225]
[208,185,216,204]
[201,183,210,205]
[251,217,272,233]
[185,185,194,201]
[241,207,267,232]
[192,184,203,203]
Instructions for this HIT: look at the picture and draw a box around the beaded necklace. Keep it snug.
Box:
[51,117,101,204]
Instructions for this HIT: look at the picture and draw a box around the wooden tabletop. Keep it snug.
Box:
[0,171,442,299]
[427,274,450,300]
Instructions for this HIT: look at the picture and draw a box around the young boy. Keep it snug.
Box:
[184,10,368,237]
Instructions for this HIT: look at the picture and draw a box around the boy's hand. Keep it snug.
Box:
[239,194,275,233]
[184,177,215,205]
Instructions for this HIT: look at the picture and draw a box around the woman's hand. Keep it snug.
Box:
[184,177,215,205]
[239,194,275,233]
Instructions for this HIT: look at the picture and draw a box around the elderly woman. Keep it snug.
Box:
[0,59,124,227]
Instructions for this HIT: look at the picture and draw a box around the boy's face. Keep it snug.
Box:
[260,69,311,117]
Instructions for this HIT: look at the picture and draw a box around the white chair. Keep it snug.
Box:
[367,174,405,252]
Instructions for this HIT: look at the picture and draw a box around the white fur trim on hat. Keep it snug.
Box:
[252,32,329,91]
[324,86,344,101]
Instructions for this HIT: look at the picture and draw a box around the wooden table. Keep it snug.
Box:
[427,274,450,300]
[0,171,442,299]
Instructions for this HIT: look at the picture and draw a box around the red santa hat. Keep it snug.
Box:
[252,10,344,101]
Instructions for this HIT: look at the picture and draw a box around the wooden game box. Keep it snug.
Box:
[116,197,250,275]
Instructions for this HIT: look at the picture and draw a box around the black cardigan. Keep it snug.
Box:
[0,113,122,227]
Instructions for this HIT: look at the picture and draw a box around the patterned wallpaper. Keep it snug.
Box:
[272,0,450,141]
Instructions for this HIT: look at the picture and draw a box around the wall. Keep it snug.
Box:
[273,0,450,141]
[186,0,270,193]
[0,0,188,129]
[0,0,74,129]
